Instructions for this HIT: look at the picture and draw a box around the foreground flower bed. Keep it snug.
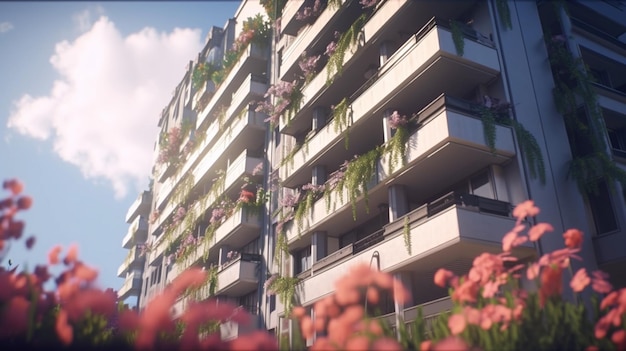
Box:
[1,179,625,350]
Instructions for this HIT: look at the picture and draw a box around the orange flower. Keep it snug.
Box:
[55,309,73,345]
[16,196,33,210]
[433,336,469,351]
[452,279,479,303]
[563,229,583,249]
[570,268,590,292]
[540,265,562,306]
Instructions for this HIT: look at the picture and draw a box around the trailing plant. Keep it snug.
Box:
[328,0,343,10]
[293,183,324,234]
[326,13,367,83]
[157,127,183,168]
[476,97,546,183]
[403,215,411,255]
[384,111,410,173]
[545,12,626,195]
[335,147,382,220]
[332,97,351,149]
[256,80,303,126]
[450,20,465,56]
[267,275,301,315]
[495,0,512,30]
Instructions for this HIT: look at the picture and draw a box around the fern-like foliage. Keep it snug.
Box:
[403,216,411,255]
[326,13,368,83]
[450,20,465,56]
[495,0,512,30]
[336,148,382,220]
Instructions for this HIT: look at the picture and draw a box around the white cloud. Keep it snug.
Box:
[7,16,203,198]
[0,21,13,33]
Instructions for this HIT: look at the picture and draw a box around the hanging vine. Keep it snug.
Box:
[326,13,368,83]
[450,20,465,56]
[384,111,411,173]
[545,7,626,195]
[332,97,351,149]
[335,147,382,220]
[403,216,411,255]
[475,99,546,184]
[495,0,512,30]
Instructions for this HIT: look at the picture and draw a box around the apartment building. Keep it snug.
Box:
[117,0,626,344]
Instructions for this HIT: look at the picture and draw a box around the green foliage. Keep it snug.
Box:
[495,0,512,30]
[192,63,217,91]
[403,216,411,255]
[260,0,287,21]
[268,276,301,314]
[332,97,351,149]
[476,105,546,183]
[326,13,367,84]
[327,0,343,10]
[336,147,382,220]
[546,10,626,195]
[450,20,465,56]
[385,125,409,173]
[512,121,546,184]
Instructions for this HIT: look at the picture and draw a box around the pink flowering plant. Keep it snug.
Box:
[157,127,183,168]
[255,80,302,126]
[298,52,321,83]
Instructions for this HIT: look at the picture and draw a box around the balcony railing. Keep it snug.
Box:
[309,193,511,275]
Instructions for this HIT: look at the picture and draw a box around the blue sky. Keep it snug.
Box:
[0,1,240,296]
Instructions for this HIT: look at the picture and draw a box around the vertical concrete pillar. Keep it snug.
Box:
[311,231,327,264]
[388,185,409,222]
[393,271,413,339]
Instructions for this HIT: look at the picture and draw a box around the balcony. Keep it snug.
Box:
[151,108,266,232]
[297,200,534,305]
[280,21,501,186]
[280,15,500,135]
[196,43,268,130]
[280,0,306,36]
[279,0,347,82]
[192,80,216,112]
[168,207,261,277]
[215,253,261,296]
[122,215,149,249]
[126,190,152,223]
[221,313,259,341]
[117,245,146,277]
[279,0,412,133]
[281,96,515,224]
[118,271,142,300]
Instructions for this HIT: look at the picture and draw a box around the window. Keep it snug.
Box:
[294,246,312,274]
[588,180,619,235]
[452,170,495,199]
[242,237,260,255]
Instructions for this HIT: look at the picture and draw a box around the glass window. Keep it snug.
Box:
[471,172,494,198]
[588,180,619,235]
[294,246,312,274]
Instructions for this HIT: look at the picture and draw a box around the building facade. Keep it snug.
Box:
[117,0,626,343]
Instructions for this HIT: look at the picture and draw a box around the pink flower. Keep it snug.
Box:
[448,313,466,335]
[591,270,613,294]
[434,268,455,288]
[502,230,528,252]
[512,200,540,224]
[528,222,554,241]
[570,268,590,292]
[540,265,562,306]
[432,337,469,351]
[388,111,408,129]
